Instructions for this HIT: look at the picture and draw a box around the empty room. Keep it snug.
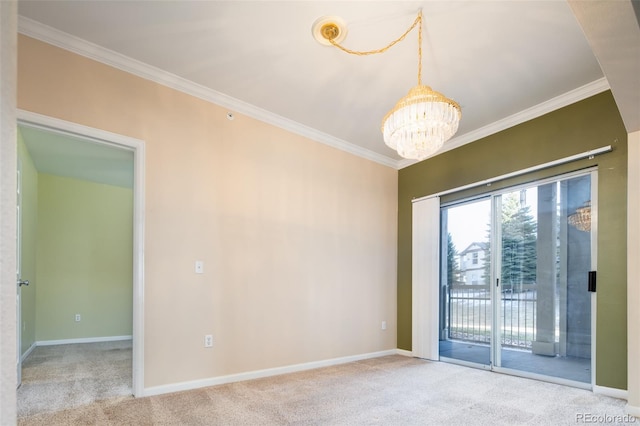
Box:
[1,1,639,425]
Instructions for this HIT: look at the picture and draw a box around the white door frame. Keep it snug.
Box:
[589,170,598,389]
[17,110,145,397]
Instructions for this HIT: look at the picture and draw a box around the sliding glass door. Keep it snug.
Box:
[439,198,492,367]
[440,171,595,385]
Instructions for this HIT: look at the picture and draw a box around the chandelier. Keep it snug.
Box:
[568,201,591,232]
[312,11,461,160]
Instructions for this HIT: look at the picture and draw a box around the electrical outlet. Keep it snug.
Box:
[204,334,213,348]
[75,314,81,322]
[381,321,387,330]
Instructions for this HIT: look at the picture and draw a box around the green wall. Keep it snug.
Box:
[397,91,628,389]
[35,174,133,340]
[17,130,38,356]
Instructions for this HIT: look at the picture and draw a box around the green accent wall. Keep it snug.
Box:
[398,91,628,389]
[17,129,38,355]
[35,174,133,340]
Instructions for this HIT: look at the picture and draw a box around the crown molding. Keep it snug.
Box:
[18,16,399,169]
[397,77,611,169]
[18,16,609,172]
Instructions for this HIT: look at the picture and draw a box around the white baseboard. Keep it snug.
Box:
[593,385,628,400]
[626,403,640,418]
[142,349,397,397]
[20,342,37,362]
[396,349,413,357]
[36,335,132,346]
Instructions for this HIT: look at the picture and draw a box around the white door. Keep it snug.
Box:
[16,160,22,388]
[16,159,31,388]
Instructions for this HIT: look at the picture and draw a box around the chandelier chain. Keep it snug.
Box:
[329,11,423,86]
[417,11,422,86]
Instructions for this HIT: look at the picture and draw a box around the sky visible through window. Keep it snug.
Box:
[447,199,490,252]
[446,188,539,252]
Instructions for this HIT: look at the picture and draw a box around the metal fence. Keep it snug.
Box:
[447,285,537,349]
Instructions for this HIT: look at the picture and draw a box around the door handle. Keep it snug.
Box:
[588,271,596,292]
[17,279,29,287]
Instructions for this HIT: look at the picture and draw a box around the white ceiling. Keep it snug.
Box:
[19,124,134,188]
[16,1,640,172]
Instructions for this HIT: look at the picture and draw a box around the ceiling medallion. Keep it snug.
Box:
[312,16,347,46]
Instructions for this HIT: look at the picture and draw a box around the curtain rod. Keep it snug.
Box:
[412,145,612,203]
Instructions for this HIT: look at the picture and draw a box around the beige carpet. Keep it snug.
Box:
[17,340,132,418]
[18,351,637,425]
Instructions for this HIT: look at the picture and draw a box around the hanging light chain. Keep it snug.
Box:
[329,11,423,86]
[417,10,422,86]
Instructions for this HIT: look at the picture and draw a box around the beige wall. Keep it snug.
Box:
[17,35,398,388]
[0,1,17,423]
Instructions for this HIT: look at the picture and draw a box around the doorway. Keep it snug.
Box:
[15,111,145,400]
[439,170,596,387]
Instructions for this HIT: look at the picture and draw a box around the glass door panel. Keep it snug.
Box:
[439,198,492,366]
[439,171,594,386]
[496,174,592,383]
